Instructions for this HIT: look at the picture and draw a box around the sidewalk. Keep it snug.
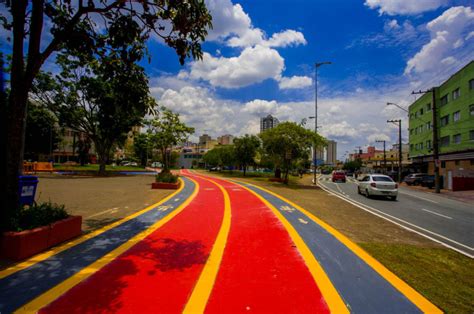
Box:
[401,183,474,204]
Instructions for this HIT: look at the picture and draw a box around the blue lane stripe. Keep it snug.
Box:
[240,182,421,314]
[0,177,195,313]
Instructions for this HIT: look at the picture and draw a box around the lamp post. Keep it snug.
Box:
[375,140,386,173]
[312,61,331,185]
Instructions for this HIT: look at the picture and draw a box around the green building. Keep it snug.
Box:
[408,61,474,190]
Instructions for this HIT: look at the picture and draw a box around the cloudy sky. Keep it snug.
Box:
[3,0,474,159]
[146,0,474,159]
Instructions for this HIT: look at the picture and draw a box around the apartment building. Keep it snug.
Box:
[408,61,474,190]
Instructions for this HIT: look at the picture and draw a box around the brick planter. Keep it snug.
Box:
[152,181,180,189]
[1,215,82,261]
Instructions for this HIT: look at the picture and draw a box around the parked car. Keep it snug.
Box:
[357,174,398,200]
[403,173,428,186]
[151,162,162,168]
[332,171,346,183]
[208,166,221,172]
[420,175,444,189]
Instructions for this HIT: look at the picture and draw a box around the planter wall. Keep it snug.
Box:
[152,181,180,189]
[1,215,82,261]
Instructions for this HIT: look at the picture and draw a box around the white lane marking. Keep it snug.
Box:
[156,205,173,212]
[420,208,453,220]
[298,218,308,224]
[174,198,180,202]
[399,190,439,204]
[317,180,474,258]
[281,205,296,213]
[86,208,118,219]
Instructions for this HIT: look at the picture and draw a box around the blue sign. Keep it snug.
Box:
[313,159,324,166]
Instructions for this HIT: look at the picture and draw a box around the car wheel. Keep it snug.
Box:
[357,186,361,194]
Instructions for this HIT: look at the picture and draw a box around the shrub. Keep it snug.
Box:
[10,202,69,232]
[155,172,178,183]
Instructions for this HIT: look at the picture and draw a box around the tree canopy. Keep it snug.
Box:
[203,145,236,168]
[234,135,260,176]
[260,122,326,183]
[1,0,213,229]
[146,107,194,172]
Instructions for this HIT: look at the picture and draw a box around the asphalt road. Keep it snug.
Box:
[318,175,474,258]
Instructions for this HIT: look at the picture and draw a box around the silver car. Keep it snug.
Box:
[357,174,398,201]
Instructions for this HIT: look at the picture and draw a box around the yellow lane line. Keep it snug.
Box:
[182,176,232,314]
[234,181,349,314]
[14,177,199,314]
[0,178,186,280]
[237,180,442,314]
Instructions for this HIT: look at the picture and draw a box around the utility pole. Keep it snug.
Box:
[412,88,440,193]
[312,61,332,185]
[376,140,386,172]
[387,120,402,183]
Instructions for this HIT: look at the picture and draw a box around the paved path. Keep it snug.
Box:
[0,171,440,313]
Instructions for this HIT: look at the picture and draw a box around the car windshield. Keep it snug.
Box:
[372,176,393,182]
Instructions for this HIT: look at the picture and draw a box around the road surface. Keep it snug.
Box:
[318,175,474,258]
[0,171,441,313]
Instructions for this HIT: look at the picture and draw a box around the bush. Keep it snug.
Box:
[10,202,69,232]
[155,172,178,183]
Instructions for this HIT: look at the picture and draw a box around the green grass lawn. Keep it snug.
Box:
[360,243,474,314]
[54,164,147,171]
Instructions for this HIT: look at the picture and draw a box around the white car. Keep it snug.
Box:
[357,174,398,201]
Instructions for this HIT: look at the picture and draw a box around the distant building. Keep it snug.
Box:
[260,114,279,133]
[217,134,234,145]
[315,147,325,166]
[327,140,337,166]
[199,134,212,145]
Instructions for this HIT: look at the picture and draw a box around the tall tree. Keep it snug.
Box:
[24,102,60,161]
[147,107,194,173]
[260,122,326,183]
[203,145,236,168]
[1,1,212,229]
[133,133,152,168]
[234,135,260,176]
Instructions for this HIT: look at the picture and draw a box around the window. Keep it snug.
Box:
[415,111,419,118]
[452,88,460,100]
[410,129,413,135]
[440,135,450,147]
[470,104,474,116]
[420,108,424,115]
[441,161,446,168]
[440,94,448,106]
[453,111,461,122]
[453,133,461,144]
[410,144,414,151]
[426,140,432,149]
[455,160,460,166]
[469,79,474,90]
[426,103,431,111]
[440,115,449,126]
[425,121,431,130]
[414,128,418,135]
[470,130,474,141]
[419,142,424,150]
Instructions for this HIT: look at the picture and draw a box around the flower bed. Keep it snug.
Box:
[1,215,82,261]
[151,181,180,189]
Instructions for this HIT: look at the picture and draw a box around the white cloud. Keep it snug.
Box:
[205,0,306,48]
[405,6,474,75]
[278,76,313,90]
[467,31,474,40]
[242,99,278,115]
[263,30,307,48]
[364,0,447,15]
[187,45,284,88]
[367,133,390,144]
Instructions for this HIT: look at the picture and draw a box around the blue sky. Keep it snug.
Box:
[2,0,474,159]
[142,0,474,159]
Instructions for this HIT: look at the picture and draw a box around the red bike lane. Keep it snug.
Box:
[184,172,331,313]
[40,175,225,314]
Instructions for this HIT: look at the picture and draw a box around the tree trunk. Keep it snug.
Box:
[243,164,246,176]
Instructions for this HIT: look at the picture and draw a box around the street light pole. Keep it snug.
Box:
[375,140,386,173]
[387,119,402,182]
[313,61,331,185]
